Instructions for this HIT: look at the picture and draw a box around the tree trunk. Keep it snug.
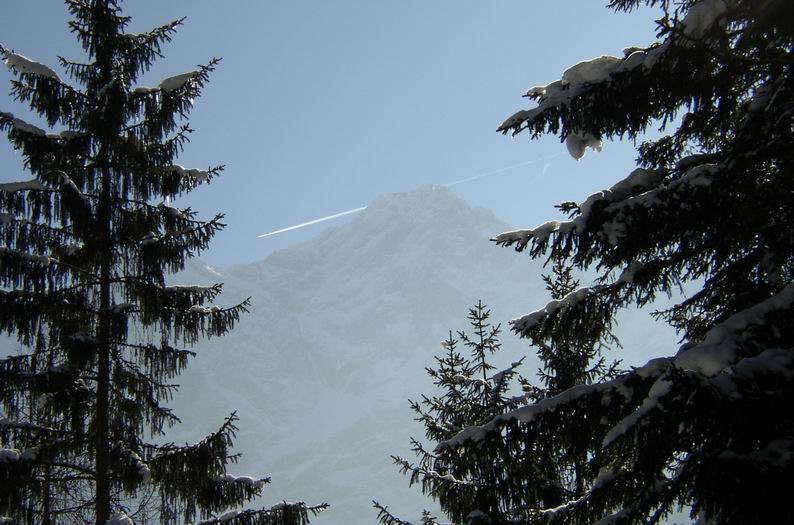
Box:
[94,164,113,525]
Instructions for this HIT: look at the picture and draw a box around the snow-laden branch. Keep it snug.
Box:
[0,246,51,265]
[167,164,210,183]
[498,44,666,139]
[510,287,590,334]
[438,284,794,452]
[674,283,794,375]
[680,0,729,39]
[159,70,200,92]
[131,70,201,96]
[0,179,48,193]
[0,446,39,462]
[215,473,269,490]
[2,49,61,81]
[1,112,46,136]
[494,163,718,250]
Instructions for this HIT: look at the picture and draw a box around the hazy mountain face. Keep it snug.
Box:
[168,185,549,524]
[166,185,681,524]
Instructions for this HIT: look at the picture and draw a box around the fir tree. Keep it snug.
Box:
[437,0,794,523]
[375,302,544,524]
[526,261,621,508]
[0,2,326,524]
[535,260,621,400]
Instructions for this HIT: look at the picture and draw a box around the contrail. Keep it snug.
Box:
[444,153,562,187]
[257,154,561,238]
[257,206,367,238]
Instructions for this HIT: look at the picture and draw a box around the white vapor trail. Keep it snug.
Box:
[443,153,561,187]
[257,206,367,238]
[257,153,561,238]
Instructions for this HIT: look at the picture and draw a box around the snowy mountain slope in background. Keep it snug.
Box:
[165,184,679,524]
[167,185,541,523]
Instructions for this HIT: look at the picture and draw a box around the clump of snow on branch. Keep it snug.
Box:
[674,283,794,375]
[216,474,267,489]
[189,305,221,314]
[510,287,590,334]
[680,0,728,39]
[565,132,603,161]
[125,449,151,484]
[562,55,622,86]
[0,179,47,192]
[2,49,61,81]
[168,164,210,183]
[0,247,51,265]
[105,513,133,525]
[46,130,82,141]
[159,70,199,93]
[217,510,239,522]
[130,86,159,96]
[2,112,47,136]
[602,376,673,446]
[617,261,646,285]
[158,202,187,220]
[0,449,21,462]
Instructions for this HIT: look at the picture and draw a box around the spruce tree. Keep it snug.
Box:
[375,302,544,524]
[0,2,326,524]
[437,0,794,523]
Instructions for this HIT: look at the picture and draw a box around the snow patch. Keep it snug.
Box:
[565,132,603,161]
[217,510,238,522]
[3,50,60,80]
[674,284,794,375]
[217,473,267,489]
[159,70,199,93]
[562,55,622,86]
[0,247,50,265]
[680,0,728,39]
[106,513,133,525]
[168,164,210,183]
[510,287,590,334]
[0,448,20,462]
[12,117,46,136]
[158,202,187,220]
[189,305,222,314]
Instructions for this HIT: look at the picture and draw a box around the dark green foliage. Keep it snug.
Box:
[439,1,794,524]
[535,261,621,400]
[376,302,548,524]
[0,1,326,524]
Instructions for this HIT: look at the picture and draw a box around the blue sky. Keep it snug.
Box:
[1,1,662,266]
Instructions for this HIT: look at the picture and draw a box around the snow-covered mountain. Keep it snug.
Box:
[167,185,677,524]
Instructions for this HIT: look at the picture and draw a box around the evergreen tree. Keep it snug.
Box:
[523,261,621,509]
[535,261,621,400]
[0,2,326,524]
[437,0,794,523]
[375,302,545,524]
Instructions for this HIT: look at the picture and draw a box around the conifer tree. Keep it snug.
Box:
[522,261,621,508]
[437,0,794,523]
[375,302,544,524]
[0,2,326,524]
[534,261,620,401]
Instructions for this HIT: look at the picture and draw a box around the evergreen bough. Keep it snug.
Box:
[0,1,327,524]
[437,0,794,523]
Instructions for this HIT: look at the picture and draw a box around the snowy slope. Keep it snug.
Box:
[165,185,677,524]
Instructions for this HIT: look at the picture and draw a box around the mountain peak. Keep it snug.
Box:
[364,184,483,222]
[350,184,504,239]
